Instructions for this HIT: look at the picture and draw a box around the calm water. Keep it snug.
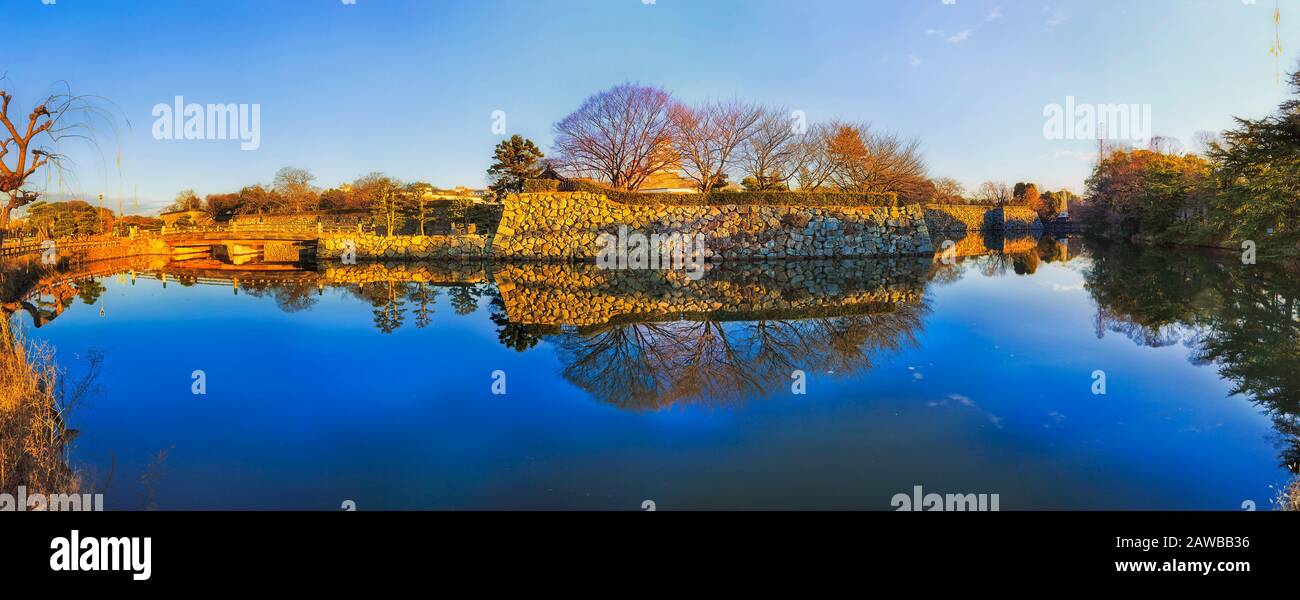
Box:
[11,234,1299,510]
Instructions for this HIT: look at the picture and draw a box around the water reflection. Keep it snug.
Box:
[1084,240,1300,477]
[507,259,936,409]
[4,233,1072,410]
[552,307,927,410]
[10,231,1300,508]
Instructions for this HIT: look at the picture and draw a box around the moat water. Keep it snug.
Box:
[10,234,1298,509]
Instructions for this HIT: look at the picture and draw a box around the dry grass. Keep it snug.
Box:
[0,317,86,497]
[1282,479,1300,512]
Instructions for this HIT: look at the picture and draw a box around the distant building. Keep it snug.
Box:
[422,187,487,204]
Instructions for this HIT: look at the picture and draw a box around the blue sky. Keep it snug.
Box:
[5,0,1296,213]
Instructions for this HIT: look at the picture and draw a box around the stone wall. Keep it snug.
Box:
[494,259,929,328]
[70,238,171,262]
[923,204,990,233]
[492,192,933,261]
[317,233,489,261]
[988,206,1043,232]
[230,211,366,228]
[924,204,1044,234]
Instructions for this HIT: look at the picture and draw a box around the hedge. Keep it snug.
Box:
[522,179,560,193]
[525,178,903,207]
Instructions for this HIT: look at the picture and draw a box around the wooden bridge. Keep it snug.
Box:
[144,227,325,265]
[164,234,317,264]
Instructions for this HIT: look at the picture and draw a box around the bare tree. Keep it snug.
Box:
[825,121,929,201]
[1,84,115,251]
[272,166,319,213]
[739,107,802,190]
[0,94,53,244]
[236,184,281,216]
[1147,136,1183,155]
[669,99,762,192]
[552,83,678,190]
[976,181,1013,206]
[791,123,838,191]
[931,177,967,204]
[1191,130,1221,156]
[166,189,202,212]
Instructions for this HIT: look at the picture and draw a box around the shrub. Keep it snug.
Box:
[467,203,503,232]
[522,179,560,193]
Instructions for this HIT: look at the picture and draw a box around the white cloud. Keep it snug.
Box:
[1044,5,1067,26]
[947,29,974,43]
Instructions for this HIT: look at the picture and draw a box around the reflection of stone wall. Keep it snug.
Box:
[317,233,489,261]
[929,231,1043,260]
[996,234,1040,254]
[320,262,488,286]
[492,192,934,261]
[494,259,929,328]
[929,233,992,259]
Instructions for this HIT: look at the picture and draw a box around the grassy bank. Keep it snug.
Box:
[0,317,86,497]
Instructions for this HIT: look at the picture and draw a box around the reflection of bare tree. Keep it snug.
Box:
[743,320,812,384]
[1093,305,1202,348]
[663,320,766,406]
[552,300,928,411]
[555,324,666,409]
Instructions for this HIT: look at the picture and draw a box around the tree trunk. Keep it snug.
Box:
[0,204,13,280]
[0,204,10,250]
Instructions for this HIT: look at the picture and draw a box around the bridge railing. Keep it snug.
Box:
[0,237,124,258]
[154,222,377,236]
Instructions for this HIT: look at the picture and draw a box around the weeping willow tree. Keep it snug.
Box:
[0,81,121,256]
